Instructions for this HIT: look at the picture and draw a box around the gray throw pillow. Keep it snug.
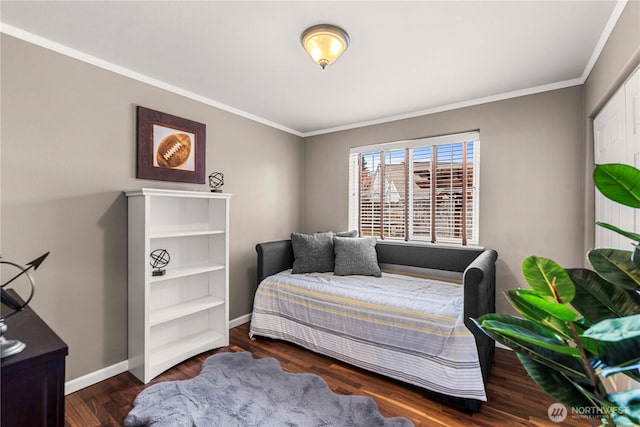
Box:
[291,232,335,273]
[333,236,381,277]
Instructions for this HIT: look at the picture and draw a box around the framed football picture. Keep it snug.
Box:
[136,106,206,183]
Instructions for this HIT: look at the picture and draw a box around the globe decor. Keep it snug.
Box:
[1,252,50,358]
[150,249,170,277]
[209,172,224,193]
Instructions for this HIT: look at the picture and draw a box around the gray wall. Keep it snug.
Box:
[1,34,303,380]
[303,86,586,316]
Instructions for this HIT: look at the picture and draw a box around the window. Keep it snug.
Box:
[349,132,480,246]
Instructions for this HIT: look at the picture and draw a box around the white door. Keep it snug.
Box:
[593,67,640,250]
[625,67,640,243]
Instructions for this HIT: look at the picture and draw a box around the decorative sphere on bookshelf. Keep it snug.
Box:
[208,172,224,192]
[150,249,170,276]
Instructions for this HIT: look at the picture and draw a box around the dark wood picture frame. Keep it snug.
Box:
[136,106,206,183]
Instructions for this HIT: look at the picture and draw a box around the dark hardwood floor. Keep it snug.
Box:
[65,322,589,427]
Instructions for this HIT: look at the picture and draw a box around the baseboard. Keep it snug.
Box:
[65,360,129,395]
[64,313,253,395]
[230,313,251,329]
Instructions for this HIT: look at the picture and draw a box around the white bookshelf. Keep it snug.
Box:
[126,188,231,383]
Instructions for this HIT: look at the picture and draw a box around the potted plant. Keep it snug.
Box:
[474,163,640,425]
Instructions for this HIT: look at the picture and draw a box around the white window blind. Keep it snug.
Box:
[349,132,480,246]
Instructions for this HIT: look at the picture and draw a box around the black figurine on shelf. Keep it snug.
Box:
[0,252,50,358]
[150,249,170,277]
[209,172,224,193]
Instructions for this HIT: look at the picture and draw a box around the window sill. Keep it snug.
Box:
[373,237,484,251]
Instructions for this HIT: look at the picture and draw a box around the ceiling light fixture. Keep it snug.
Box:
[301,24,350,70]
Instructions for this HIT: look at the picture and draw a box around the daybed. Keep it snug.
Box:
[249,237,497,412]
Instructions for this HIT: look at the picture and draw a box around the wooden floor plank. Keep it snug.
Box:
[65,322,590,426]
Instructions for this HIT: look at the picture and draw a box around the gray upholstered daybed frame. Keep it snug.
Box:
[253,239,498,412]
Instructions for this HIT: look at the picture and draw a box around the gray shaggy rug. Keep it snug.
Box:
[124,351,413,427]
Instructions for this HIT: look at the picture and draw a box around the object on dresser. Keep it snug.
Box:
[0,252,50,358]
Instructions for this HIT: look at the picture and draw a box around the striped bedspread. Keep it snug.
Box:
[249,270,486,401]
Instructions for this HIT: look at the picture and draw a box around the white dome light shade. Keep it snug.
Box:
[301,24,350,69]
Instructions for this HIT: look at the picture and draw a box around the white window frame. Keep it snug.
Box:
[348,131,480,246]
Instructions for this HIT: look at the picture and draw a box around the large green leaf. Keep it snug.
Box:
[514,289,579,322]
[522,256,575,303]
[581,314,640,368]
[568,268,640,324]
[516,354,594,409]
[482,319,580,355]
[608,388,640,425]
[507,289,574,339]
[588,249,640,290]
[473,315,587,379]
[593,163,640,209]
[596,222,640,243]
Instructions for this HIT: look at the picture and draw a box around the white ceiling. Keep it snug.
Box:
[0,1,624,136]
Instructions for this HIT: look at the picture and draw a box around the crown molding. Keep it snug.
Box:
[0,23,304,137]
[300,78,584,137]
[580,0,628,82]
[2,0,625,140]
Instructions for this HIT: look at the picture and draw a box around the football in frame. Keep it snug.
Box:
[136,106,206,183]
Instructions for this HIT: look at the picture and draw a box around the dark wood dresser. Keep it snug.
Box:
[1,299,68,426]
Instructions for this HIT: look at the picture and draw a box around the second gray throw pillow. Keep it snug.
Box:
[333,236,381,277]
